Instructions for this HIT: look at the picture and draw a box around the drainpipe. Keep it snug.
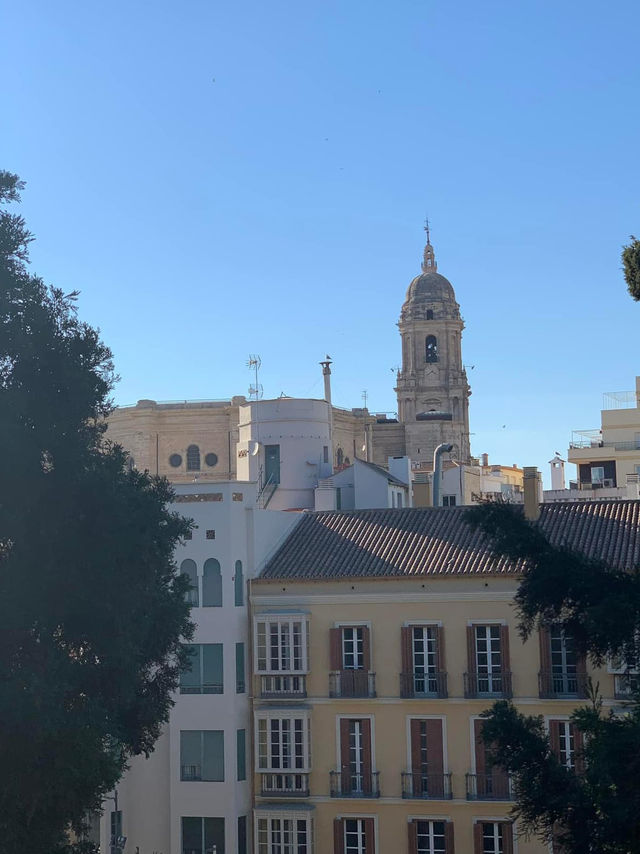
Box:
[433,443,453,507]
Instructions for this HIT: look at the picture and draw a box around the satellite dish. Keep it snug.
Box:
[249,441,261,456]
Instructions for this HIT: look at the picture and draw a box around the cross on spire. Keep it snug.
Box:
[424,216,431,245]
[421,217,437,272]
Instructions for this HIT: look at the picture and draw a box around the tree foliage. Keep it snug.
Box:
[622,236,640,301]
[465,502,640,854]
[0,172,194,853]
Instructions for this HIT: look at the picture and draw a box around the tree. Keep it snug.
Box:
[622,236,640,301]
[465,501,640,854]
[0,172,194,854]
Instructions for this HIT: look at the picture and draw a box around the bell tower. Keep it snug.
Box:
[395,224,471,465]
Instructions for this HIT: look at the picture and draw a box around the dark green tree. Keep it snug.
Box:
[465,501,640,854]
[622,236,640,302]
[0,172,194,854]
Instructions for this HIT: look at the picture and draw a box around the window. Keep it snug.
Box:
[540,626,586,697]
[343,626,364,669]
[333,817,375,854]
[473,821,513,854]
[169,453,182,467]
[180,559,199,606]
[236,642,246,693]
[333,718,377,796]
[425,335,438,363]
[180,730,224,781]
[401,625,445,697]
[182,817,225,854]
[237,729,246,781]
[256,814,312,854]
[591,465,604,484]
[206,529,216,539]
[330,625,373,697]
[202,558,222,607]
[470,719,511,800]
[180,644,223,694]
[406,718,447,798]
[234,560,244,606]
[110,810,122,850]
[426,309,434,320]
[255,617,308,674]
[186,444,201,471]
[410,819,454,854]
[323,445,329,464]
[466,624,510,697]
[442,495,456,506]
[238,817,247,854]
[549,720,583,772]
[256,713,311,795]
[205,452,218,467]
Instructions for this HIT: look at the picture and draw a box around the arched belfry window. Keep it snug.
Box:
[426,309,434,320]
[425,335,439,363]
[186,444,201,471]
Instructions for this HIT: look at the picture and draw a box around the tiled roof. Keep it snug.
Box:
[259,501,640,580]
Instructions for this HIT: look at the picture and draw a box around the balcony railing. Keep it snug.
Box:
[179,682,223,695]
[400,671,448,699]
[260,772,309,797]
[330,770,380,798]
[614,674,639,699]
[538,671,589,699]
[466,772,513,801]
[258,673,307,699]
[180,764,202,781]
[401,771,452,799]
[464,671,512,699]
[329,670,376,698]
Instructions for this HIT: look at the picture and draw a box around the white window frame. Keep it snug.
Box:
[255,710,311,773]
[254,614,309,675]
[414,818,448,854]
[337,815,377,854]
[254,810,313,854]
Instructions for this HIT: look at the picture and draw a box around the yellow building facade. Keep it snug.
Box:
[249,500,640,854]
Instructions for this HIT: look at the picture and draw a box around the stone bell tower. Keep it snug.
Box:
[395,223,471,465]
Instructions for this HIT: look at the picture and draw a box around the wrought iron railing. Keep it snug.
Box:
[179,682,223,695]
[466,772,513,801]
[400,671,448,698]
[180,764,202,781]
[330,770,380,798]
[258,673,307,699]
[329,670,376,698]
[538,671,588,699]
[260,772,310,797]
[464,671,513,698]
[401,771,452,799]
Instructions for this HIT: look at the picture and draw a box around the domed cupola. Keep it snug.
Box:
[401,226,461,322]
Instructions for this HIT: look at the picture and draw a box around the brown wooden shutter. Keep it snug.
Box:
[473,822,484,854]
[333,818,345,854]
[330,627,343,670]
[573,725,585,774]
[363,817,375,854]
[435,624,445,672]
[467,625,477,675]
[401,626,413,674]
[361,718,373,794]
[426,718,444,777]
[539,626,551,671]
[473,718,486,775]
[501,822,514,854]
[339,718,351,793]
[362,625,371,670]
[548,720,561,758]
[500,623,511,674]
[444,821,455,854]
[408,820,418,854]
[576,652,588,697]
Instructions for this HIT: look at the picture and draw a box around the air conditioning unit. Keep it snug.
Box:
[603,478,614,488]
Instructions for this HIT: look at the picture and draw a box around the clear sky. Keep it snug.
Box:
[3,0,639,485]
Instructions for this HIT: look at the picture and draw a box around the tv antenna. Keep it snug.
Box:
[247,354,263,400]
[361,389,368,409]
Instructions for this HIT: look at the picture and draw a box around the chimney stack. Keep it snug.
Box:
[523,466,542,520]
[481,453,489,467]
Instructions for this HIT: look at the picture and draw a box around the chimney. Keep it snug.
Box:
[523,466,542,520]
[549,455,566,491]
[481,453,489,467]
[320,357,333,468]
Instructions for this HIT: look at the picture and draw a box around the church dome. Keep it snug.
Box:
[404,270,456,305]
[400,231,461,320]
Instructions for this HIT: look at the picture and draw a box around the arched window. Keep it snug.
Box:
[180,559,199,606]
[202,559,222,607]
[186,444,201,471]
[426,309,434,320]
[425,335,438,363]
[234,560,244,606]
[336,447,344,467]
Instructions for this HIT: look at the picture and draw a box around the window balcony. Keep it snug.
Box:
[179,682,223,695]
[329,670,376,698]
[257,673,307,699]
[401,771,452,799]
[180,764,202,781]
[538,671,588,699]
[329,770,380,798]
[464,671,512,699]
[400,671,448,699]
[260,772,310,798]
[466,772,514,801]
[614,674,639,700]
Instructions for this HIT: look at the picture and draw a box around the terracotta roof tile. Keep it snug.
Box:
[259,501,640,580]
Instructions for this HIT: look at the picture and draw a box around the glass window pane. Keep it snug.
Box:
[203,644,223,693]
[236,643,245,693]
[182,817,202,854]
[180,731,202,780]
[237,729,246,781]
[180,645,201,693]
[234,560,244,606]
[238,816,247,854]
[204,817,225,854]
[202,559,222,607]
[202,731,225,782]
[180,559,199,606]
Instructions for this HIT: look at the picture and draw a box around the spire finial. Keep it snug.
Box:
[421,217,437,273]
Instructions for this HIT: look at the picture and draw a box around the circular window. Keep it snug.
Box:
[169,453,182,468]
[205,452,218,467]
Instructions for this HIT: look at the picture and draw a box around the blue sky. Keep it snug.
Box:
[3,0,639,485]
